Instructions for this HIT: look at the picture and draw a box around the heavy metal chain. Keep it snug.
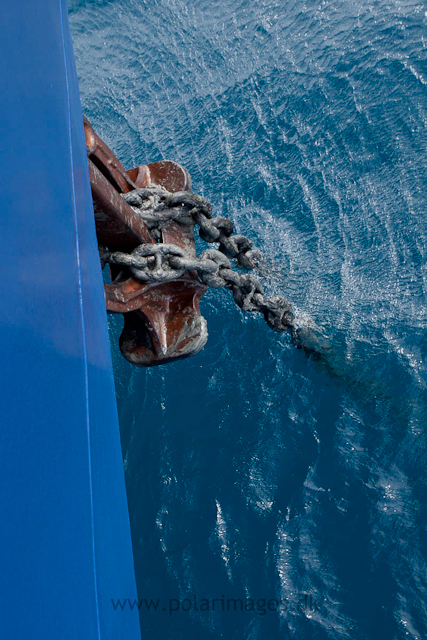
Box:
[101,186,298,336]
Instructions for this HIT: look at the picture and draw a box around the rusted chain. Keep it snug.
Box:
[103,185,297,335]
[122,187,263,269]
[103,244,294,333]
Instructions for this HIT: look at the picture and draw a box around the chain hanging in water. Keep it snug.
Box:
[101,185,300,339]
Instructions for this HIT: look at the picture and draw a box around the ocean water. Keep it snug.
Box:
[68,1,427,638]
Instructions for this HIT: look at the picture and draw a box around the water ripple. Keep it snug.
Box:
[70,1,427,637]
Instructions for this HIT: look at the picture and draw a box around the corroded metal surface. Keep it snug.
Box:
[89,159,152,250]
[84,117,137,193]
[84,117,207,366]
[105,279,207,365]
[127,159,192,192]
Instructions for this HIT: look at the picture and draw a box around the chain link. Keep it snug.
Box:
[103,186,297,335]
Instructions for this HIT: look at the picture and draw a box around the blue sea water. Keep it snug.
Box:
[69,1,427,638]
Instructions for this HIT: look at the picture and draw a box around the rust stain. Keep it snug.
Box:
[84,117,207,366]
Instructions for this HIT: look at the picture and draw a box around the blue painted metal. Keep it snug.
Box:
[0,2,141,638]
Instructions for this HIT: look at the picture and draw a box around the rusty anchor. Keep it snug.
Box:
[84,117,208,366]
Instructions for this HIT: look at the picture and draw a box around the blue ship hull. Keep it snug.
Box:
[0,2,141,638]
